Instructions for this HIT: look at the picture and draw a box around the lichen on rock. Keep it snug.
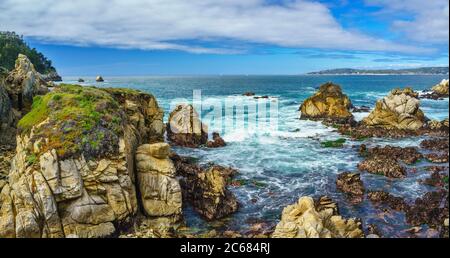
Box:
[0,84,165,238]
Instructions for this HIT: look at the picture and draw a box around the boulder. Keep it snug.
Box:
[431,79,449,96]
[206,132,226,148]
[362,88,426,130]
[136,143,182,218]
[336,172,365,201]
[299,82,354,124]
[0,85,165,238]
[96,76,104,82]
[171,154,238,220]
[272,196,364,238]
[167,104,208,147]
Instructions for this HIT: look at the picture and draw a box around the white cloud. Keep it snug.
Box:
[0,0,434,54]
[366,0,449,43]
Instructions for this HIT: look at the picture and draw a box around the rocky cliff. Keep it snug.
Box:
[0,84,166,238]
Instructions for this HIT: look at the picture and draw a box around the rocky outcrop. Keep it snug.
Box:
[336,172,364,202]
[299,82,354,124]
[367,191,409,212]
[206,132,226,148]
[4,54,49,112]
[272,196,364,238]
[136,143,182,219]
[432,79,449,96]
[171,153,238,220]
[96,76,104,82]
[357,145,416,178]
[167,104,208,147]
[362,88,426,130]
[0,55,50,145]
[41,71,62,82]
[0,85,165,238]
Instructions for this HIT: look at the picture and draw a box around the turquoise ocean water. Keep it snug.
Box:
[63,75,449,237]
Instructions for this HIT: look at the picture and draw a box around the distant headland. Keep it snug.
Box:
[307,67,449,75]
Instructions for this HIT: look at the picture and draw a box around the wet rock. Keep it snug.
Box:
[406,190,449,229]
[242,92,255,96]
[420,171,449,188]
[206,132,226,148]
[78,78,85,83]
[167,104,208,147]
[425,119,450,132]
[299,82,355,125]
[171,153,238,220]
[96,76,104,82]
[420,138,449,151]
[272,196,364,238]
[336,172,365,202]
[362,88,426,130]
[358,155,406,178]
[352,105,371,113]
[360,145,422,165]
[367,191,409,212]
[425,153,449,163]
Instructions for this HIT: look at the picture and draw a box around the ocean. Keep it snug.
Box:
[62,75,449,237]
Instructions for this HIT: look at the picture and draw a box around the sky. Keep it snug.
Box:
[0,0,448,76]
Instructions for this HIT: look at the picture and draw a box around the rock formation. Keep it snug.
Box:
[432,79,449,95]
[4,54,49,112]
[136,143,182,219]
[272,196,364,238]
[336,172,365,202]
[206,132,226,148]
[167,104,208,147]
[96,76,104,82]
[171,154,238,220]
[362,88,426,130]
[299,82,354,124]
[0,84,166,238]
[0,54,50,145]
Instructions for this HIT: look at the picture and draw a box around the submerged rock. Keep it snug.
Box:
[358,155,406,178]
[362,88,426,130]
[367,191,409,211]
[406,190,449,229]
[167,104,208,147]
[299,82,354,125]
[336,172,365,202]
[171,153,238,220]
[0,85,165,238]
[360,145,422,165]
[272,196,364,238]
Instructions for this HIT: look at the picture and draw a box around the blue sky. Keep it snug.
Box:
[1,0,448,76]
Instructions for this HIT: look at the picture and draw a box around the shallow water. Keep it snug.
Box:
[63,75,449,237]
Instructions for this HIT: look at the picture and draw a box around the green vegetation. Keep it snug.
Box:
[26,154,37,165]
[0,31,56,74]
[228,178,267,188]
[18,84,125,159]
[321,138,346,148]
